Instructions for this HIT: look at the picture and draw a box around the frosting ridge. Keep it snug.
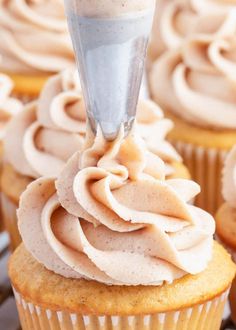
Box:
[4,69,85,178]
[0,0,74,74]
[149,0,236,59]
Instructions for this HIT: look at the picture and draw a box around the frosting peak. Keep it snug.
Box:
[149,0,236,60]
[18,125,215,286]
[150,34,236,130]
[222,145,236,208]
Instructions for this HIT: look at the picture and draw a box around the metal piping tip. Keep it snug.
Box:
[64,1,155,140]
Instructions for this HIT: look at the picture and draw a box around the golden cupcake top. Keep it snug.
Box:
[150,32,236,130]
[0,0,74,74]
[9,241,235,314]
[17,123,215,286]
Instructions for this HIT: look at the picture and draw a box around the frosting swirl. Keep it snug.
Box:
[149,0,236,59]
[0,73,22,139]
[5,68,181,178]
[222,145,236,208]
[0,0,74,74]
[18,125,215,285]
[4,69,85,178]
[150,34,236,129]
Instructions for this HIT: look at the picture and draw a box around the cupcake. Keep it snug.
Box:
[1,68,189,250]
[150,33,236,214]
[0,0,74,101]
[9,124,235,330]
[215,145,236,324]
[0,72,22,231]
[148,0,236,62]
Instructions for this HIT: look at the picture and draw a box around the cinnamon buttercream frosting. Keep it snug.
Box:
[0,0,74,74]
[18,124,215,285]
[149,0,236,59]
[4,68,181,178]
[222,145,236,208]
[0,73,22,139]
[4,69,85,178]
[150,34,236,129]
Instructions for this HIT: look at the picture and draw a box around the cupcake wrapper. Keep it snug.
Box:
[1,193,21,250]
[171,140,227,215]
[13,287,229,330]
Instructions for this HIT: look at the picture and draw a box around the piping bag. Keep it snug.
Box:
[64,0,155,140]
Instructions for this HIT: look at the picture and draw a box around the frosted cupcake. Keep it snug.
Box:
[0,0,74,101]
[150,33,236,214]
[149,0,236,62]
[1,69,189,249]
[0,72,22,231]
[1,69,85,248]
[9,124,235,330]
[215,145,236,325]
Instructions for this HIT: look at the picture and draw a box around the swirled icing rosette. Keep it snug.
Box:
[0,73,22,139]
[150,0,236,59]
[0,0,74,73]
[4,68,181,179]
[150,33,236,129]
[222,145,236,208]
[4,69,85,178]
[18,125,215,286]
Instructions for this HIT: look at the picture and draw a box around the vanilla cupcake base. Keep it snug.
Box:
[1,193,20,250]
[13,287,228,330]
[171,140,227,215]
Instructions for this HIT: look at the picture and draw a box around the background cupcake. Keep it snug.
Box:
[0,0,74,101]
[216,145,236,325]
[150,32,236,214]
[9,124,235,330]
[0,72,22,231]
[1,68,189,250]
[148,0,236,62]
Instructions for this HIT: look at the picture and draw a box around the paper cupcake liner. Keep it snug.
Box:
[1,193,21,250]
[170,140,227,215]
[12,287,229,330]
